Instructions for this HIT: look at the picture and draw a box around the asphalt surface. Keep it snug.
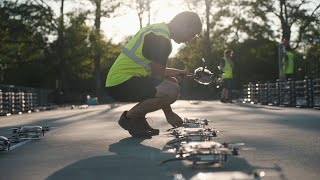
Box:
[0,100,319,180]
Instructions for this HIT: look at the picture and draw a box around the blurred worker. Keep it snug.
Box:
[220,49,234,103]
[105,11,202,137]
[282,48,295,81]
[281,39,296,81]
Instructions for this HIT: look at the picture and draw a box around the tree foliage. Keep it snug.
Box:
[0,0,319,101]
[0,0,56,86]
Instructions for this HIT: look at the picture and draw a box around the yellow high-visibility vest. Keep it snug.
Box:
[284,51,295,74]
[106,23,171,87]
[222,57,233,79]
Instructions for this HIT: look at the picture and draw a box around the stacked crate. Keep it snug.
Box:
[267,82,279,106]
[24,89,32,112]
[295,78,313,108]
[0,85,51,116]
[2,90,13,115]
[313,78,320,109]
[279,80,295,107]
[0,89,3,115]
[242,84,250,103]
[257,83,269,105]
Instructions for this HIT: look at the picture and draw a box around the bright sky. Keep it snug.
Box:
[50,0,191,57]
[102,0,189,56]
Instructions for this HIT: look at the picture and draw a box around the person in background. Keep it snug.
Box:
[105,11,202,137]
[220,49,234,103]
[282,47,295,81]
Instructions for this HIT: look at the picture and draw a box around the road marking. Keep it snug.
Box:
[10,140,31,150]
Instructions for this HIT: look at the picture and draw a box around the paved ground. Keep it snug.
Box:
[0,100,320,180]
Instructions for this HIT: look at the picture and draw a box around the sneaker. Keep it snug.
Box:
[118,111,130,130]
[118,111,158,137]
[227,100,233,103]
[129,120,155,137]
[142,118,160,135]
[220,98,227,103]
[128,129,154,137]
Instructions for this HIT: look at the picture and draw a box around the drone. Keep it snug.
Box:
[0,136,10,151]
[11,125,51,140]
[161,141,246,166]
[190,58,223,86]
[183,117,210,128]
[166,128,219,147]
[167,117,210,131]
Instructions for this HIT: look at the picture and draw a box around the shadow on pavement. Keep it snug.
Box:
[46,136,268,180]
[46,137,176,180]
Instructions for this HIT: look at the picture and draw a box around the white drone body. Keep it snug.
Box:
[183,117,209,128]
[167,128,218,146]
[0,136,10,151]
[11,126,45,137]
[162,141,244,166]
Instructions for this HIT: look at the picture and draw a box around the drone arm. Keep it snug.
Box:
[166,68,191,78]
[166,137,190,146]
[160,158,185,165]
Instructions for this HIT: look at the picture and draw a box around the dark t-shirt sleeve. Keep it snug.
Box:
[142,32,172,66]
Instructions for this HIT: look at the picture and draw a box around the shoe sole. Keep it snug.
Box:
[129,131,153,137]
[149,129,160,135]
[119,116,160,135]
[118,118,129,130]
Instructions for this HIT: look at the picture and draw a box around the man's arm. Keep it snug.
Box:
[143,32,172,80]
[150,63,166,80]
[150,62,189,80]
[165,68,187,77]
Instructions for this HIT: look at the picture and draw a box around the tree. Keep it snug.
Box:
[248,0,320,48]
[124,0,152,29]
[0,0,56,86]
[88,0,120,94]
[185,0,214,61]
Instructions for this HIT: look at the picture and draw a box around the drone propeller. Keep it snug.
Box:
[223,142,256,151]
[223,142,245,148]
[18,137,41,140]
[166,137,190,146]
[189,171,265,180]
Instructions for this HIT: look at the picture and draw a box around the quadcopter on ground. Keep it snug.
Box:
[168,117,210,131]
[10,125,51,141]
[166,128,219,147]
[0,136,10,151]
[161,141,247,166]
[183,117,210,128]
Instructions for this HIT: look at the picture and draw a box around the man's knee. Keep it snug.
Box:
[156,80,180,104]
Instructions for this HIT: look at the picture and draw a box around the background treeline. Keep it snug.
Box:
[0,0,319,103]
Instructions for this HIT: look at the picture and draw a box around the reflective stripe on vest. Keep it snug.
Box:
[121,28,170,74]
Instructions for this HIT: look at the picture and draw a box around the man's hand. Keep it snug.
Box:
[166,112,183,128]
[176,71,194,81]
